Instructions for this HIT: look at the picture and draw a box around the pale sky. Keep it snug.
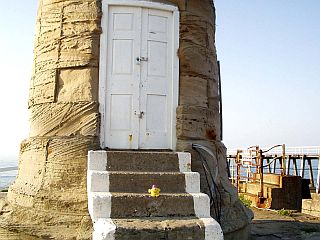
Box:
[0,1,319,163]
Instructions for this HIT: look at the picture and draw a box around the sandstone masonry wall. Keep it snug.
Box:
[1,1,101,238]
[0,1,252,239]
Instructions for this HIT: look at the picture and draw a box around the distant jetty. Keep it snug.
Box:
[0,167,17,173]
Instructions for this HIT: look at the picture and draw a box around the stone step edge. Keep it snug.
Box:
[88,192,211,221]
[88,150,192,172]
[87,170,200,193]
[92,217,223,240]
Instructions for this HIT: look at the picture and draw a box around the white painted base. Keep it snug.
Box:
[191,193,211,218]
[88,192,112,221]
[87,150,223,240]
[201,217,224,240]
[178,152,192,172]
[93,218,116,240]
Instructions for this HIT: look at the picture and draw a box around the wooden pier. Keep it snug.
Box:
[227,145,320,209]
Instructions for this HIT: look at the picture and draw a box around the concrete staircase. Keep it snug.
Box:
[242,173,302,210]
[87,151,223,240]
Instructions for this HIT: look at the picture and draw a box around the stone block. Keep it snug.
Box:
[179,76,208,107]
[59,35,99,68]
[29,102,99,137]
[29,81,56,106]
[180,11,215,49]
[184,0,215,25]
[57,67,98,102]
[7,138,48,207]
[8,136,99,212]
[179,41,216,79]
[176,105,220,141]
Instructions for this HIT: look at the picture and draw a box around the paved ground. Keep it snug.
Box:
[251,207,320,240]
[1,193,320,239]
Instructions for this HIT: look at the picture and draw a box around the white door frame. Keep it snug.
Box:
[99,0,180,150]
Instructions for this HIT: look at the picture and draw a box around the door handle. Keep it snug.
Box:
[134,111,144,119]
[136,57,148,65]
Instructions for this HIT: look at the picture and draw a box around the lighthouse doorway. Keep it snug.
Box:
[99,2,179,150]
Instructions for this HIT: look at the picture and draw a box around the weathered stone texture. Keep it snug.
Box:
[1,0,252,239]
[8,136,98,211]
[176,140,253,237]
[176,106,220,141]
[30,0,101,108]
[179,76,208,107]
[58,68,99,101]
[176,0,221,143]
[30,100,99,137]
[1,1,101,239]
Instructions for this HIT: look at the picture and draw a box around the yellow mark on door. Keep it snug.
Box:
[129,134,133,142]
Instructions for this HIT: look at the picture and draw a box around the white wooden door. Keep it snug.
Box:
[105,6,174,149]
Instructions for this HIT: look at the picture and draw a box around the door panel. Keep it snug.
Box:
[106,6,173,149]
[106,6,141,149]
[146,94,167,132]
[139,8,172,149]
[110,94,132,130]
[112,40,133,74]
[148,41,167,77]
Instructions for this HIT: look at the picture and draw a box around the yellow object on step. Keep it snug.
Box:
[148,185,161,197]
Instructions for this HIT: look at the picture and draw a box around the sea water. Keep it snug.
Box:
[0,159,18,190]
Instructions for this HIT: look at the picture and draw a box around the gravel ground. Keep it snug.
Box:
[251,207,320,240]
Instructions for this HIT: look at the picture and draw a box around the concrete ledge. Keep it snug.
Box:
[88,171,110,192]
[178,152,192,172]
[302,193,320,218]
[185,172,200,193]
[201,217,223,240]
[93,218,116,240]
[88,150,107,171]
[191,193,211,218]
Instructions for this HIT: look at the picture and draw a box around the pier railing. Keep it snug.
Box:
[227,145,320,196]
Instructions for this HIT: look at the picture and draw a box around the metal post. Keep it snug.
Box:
[300,155,305,178]
[236,151,240,192]
[281,144,286,175]
[256,146,260,174]
[286,155,291,175]
[307,159,314,188]
[273,158,277,174]
[293,158,298,176]
[317,156,320,194]
[259,148,264,198]
[217,61,223,141]
[231,158,235,185]
[267,159,271,173]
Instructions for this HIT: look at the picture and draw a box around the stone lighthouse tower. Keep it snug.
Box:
[0,0,252,239]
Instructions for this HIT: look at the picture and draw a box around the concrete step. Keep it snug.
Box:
[246,182,280,198]
[88,171,200,193]
[89,192,210,219]
[93,217,223,240]
[88,151,191,172]
[113,217,205,240]
[254,173,281,186]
